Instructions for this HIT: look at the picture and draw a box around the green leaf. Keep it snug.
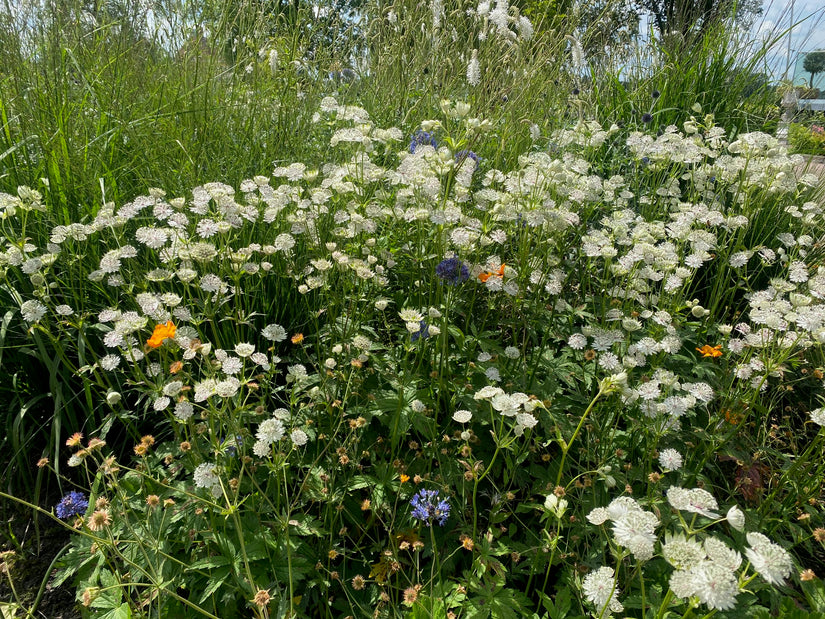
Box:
[198,566,231,604]
[98,603,132,619]
[187,555,232,571]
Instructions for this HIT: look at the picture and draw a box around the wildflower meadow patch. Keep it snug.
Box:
[0,0,824,617]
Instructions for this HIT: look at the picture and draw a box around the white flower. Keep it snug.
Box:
[411,399,426,413]
[290,429,308,446]
[453,409,472,423]
[485,367,501,382]
[20,300,46,323]
[55,304,74,316]
[374,299,389,311]
[582,567,623,614]
[704,537,742,570]
[262,324,287,342]
[504,346,520,359]
[809,407,825,426]
[399,308,423,323]
[662,533,705,570]
[193,463,220,489]
[174,400,194,421]
[659,448,683,471]
[153,396,171,411]
[612,510,659,560]
[691,561,739,610]
[726,505,746,531]
[745,533,793,585]
[586,507,610,525]
[667,487,719,519]
[544,494,568,518]
[234,343,255,357]
[467,49,481,86]
[100,354,121,371]
[257,418,285,444]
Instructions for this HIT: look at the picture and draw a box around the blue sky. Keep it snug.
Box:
[755,0,825,85]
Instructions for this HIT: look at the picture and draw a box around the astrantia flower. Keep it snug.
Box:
[20,300,47,323]
[290,429,308,446]
[435,257,470,285]
[261,324,287,342]
[726,505,746,531]
[582,567,623,614]
[809,407,825,426]
[56,491,88,519]
[193,463,220,490]
[659,448,683,471]
[453,409,472,423]
[662,533,705,570]
[612,510,659,560]
[667,486,720,518]
[410,489,450,526]
[745,532,793,585]
[691,561,739,610]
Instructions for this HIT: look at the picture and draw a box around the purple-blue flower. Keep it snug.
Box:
[436,257,469,285]
[55,491,88,519]
[410,130,437,153]
[410,489,450,526]
[410,321,430,342]
[454,150,479,167]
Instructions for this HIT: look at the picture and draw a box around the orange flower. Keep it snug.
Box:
[147,321,176,349]
[291,333,304,344]
[696,344,723,358]
[400,474,410,483]
[478,263,506,283]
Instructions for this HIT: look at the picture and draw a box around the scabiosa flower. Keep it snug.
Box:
[410,489,450,526]
[435,257,470,285]
[409,130,437,153]
[56,491,89,519]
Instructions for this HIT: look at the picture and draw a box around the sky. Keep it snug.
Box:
[755,0,825,86]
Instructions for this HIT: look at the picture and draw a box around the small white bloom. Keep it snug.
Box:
[726,505,745,531]
[453,409,472,423]
[659,448,683,471]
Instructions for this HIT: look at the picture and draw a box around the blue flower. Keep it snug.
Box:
[410,321,430,342]
[454,150,479,167]
[55,491,88,519]
[410,130,437,153]
[435,257,469,285]
[410,489,450,526]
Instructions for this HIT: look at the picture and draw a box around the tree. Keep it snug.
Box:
[803,51,825,90]
[638,0,762,40]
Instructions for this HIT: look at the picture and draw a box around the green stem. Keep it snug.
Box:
[555,385,606,488]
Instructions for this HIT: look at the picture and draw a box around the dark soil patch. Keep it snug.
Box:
[0,508,81,619]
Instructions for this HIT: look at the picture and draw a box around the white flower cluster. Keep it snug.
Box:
[586,496,659,560]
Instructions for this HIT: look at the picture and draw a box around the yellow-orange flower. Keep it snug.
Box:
[147,321,176,348]
[696,344,723,358]
[399,474,410,483]
[478,263,506,283]
[291,333,304,344]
